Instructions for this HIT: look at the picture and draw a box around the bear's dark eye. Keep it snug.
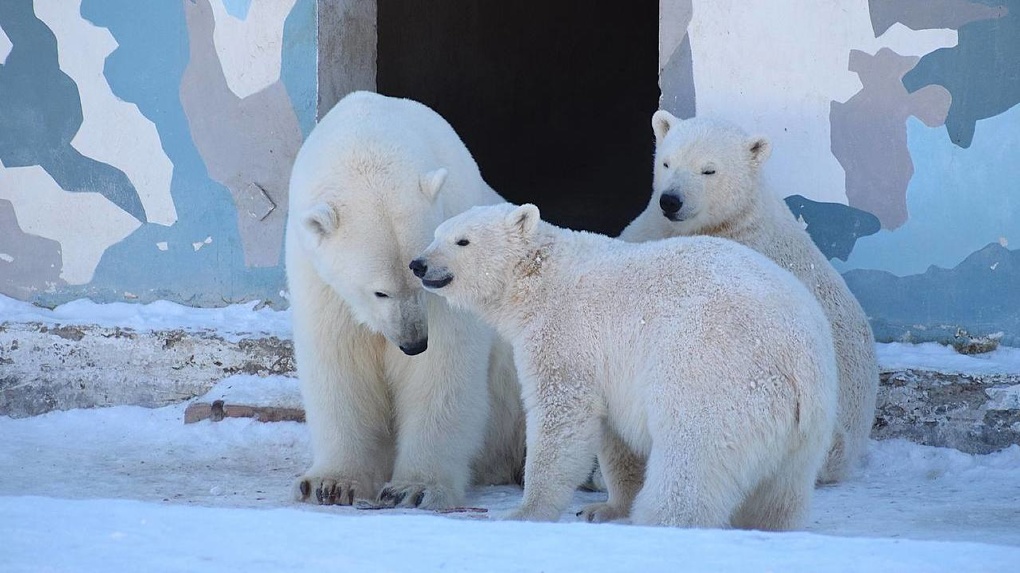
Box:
[662,161,669,169]
[456,238,470,247]
[374,291,389,298]
[702,168,716,175]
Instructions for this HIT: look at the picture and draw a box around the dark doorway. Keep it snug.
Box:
[377,1,659,236]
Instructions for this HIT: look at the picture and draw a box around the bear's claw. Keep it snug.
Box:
[376,482,456,510]
[295,476,363,506]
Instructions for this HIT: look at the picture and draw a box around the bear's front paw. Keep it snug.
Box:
[294,475,372,506]
[576,502,628,523]
[377,482,459,510]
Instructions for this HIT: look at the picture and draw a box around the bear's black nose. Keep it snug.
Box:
[659,193,683,215]
[399,338,428,356]
[409,258,427,278]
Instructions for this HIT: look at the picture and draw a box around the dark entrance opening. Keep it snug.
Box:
[377,1,660,236]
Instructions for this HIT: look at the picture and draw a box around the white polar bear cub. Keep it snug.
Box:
[620,112,880,484]
[412,203,838,529]
[286,92,524,509]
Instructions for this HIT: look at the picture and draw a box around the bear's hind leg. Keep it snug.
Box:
[730,462,814,531]
[577,425,645,523]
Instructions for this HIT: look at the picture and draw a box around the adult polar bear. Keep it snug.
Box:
[411,203,838,529]
[620,112,879,483]
[286,92,524,508]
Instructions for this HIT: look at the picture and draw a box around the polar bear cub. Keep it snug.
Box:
[620,112,879,483]
[286,92,524,510]
[411,203,838,529]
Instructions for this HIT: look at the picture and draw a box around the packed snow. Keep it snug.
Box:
[2,295,1020,571]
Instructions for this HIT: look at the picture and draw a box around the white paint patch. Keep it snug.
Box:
[0,253,14,263]
[33,0,177,227]
[209,0,299,99]
[0,165,141,284]
[1000,237,1009,248]
[192,236,213,252]
[0,24,12,66]
[687,0,957,205]
[156,242,169,251]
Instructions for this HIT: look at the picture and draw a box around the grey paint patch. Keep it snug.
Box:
[0,1,146,222]
[317,0,376,119]
[869,0,1007,35]
[831,48,951,229]
[0,199,65,299]
[658,0,694,119]
[180,0,304,268]
[784,194,881,261]
[844,242,1020,346]
[659,36,696,120]
[902,0,1017,148]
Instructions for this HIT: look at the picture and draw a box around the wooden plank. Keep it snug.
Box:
[184,399,305,424]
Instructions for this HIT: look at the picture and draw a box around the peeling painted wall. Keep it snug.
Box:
[659,0,1020,344]
[0,0,317,307]
[2,0,1018,346]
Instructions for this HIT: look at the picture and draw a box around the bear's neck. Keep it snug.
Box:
[701,180,781,248]
[481,225,600,339]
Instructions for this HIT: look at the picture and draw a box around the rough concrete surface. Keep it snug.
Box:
[0,322,293,418]
[874,369,1020,454]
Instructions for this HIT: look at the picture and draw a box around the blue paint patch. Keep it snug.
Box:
[902,0,1020,148]
[222,0,253,20]
[844,243,1020,346]
[834,106,1020,277]
[281,0,317,138]
[0,1,146,222]
[784,195,880,261]
[68,0,285,307]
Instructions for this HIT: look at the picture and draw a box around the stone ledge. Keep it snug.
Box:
[874,370,1020,454]
[0,321,293,418]
[3,322,1020,456]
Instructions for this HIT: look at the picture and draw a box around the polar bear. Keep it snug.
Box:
[411,203,838,529]
[620,112,880,484]
[285,92,524,509]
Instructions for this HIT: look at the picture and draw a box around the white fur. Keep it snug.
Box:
[415,203,838,529]
[286,92,524,509]
[620,112,880,484]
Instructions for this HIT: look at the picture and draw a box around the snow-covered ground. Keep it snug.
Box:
[2,296,1020,571]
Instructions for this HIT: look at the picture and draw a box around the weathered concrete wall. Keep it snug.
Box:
[658,0,1020,345]
[2,0,1018,346]
[317,0,376,119]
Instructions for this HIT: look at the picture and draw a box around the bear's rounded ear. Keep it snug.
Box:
[506,203,541,236]
[302,203,339,239]
[420,168,448,202]
[652,110,679,144]
[748,136,771,168]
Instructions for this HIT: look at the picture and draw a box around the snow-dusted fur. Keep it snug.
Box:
[285,92,524,509]
[413,203,838,529]
[620,112,880,484]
